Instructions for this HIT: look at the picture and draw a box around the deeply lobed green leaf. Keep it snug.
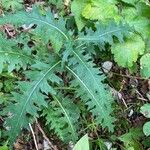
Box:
[67,48,115,131]
[42,94,80,142]
[5,60,61,144]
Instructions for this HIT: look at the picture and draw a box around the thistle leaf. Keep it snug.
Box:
[77,21,131,46]
[0,34,34,72]
[0,7,68,53]
[66,48,115,131]
[5,60,61,144]
[42,95,80,142]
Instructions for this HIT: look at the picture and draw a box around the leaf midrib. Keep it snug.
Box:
[53,95,77,141]
[66,66,105,117]
[28,16,69,40]
[0,51,35,62]
[14,61,61,135]
[77,28,123,41]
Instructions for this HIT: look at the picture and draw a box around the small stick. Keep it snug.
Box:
[29,123,39,150]
[121,97,128,108]
[35,119,58,150]
[101,66,149,80]
[135,89,148,102]
[138,97,148,102]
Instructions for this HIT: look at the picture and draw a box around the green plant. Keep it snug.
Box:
[0,5,131,148]
[71,0,150,77]
[0,0,150,149]
[140,104,150,136]
[73,134,89,150]
[118,128,144,150]
[0,0,23,11]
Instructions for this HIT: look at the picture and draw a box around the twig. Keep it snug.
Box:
[101,66,149,80]
[135,89,148,102]
[121,97,128,108]
[29,123,39,150]
[137,97,148,102]
[35,119,58,150]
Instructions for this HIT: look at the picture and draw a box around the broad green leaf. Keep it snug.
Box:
[119,128,143,142]
[131,17,150,39]
[141,103,150,137]
[140,53,150,78]
[140,104,150,118]
[121,0,139,5]
[136,2,150,18]
[121,7,138,21]
[0,145,8,150]
[73,134,89,150]
[121,0,146,5]
[122,4,150,39]
[82,0,120,21]
[143,122,150,136]
[119,128,144,150]
[111,34,145,67]
[71,0,87,31]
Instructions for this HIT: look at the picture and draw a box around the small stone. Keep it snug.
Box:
[102,61,113,73]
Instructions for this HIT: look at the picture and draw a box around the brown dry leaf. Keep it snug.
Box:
[14,139,24,150]
[3,24,16,38]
